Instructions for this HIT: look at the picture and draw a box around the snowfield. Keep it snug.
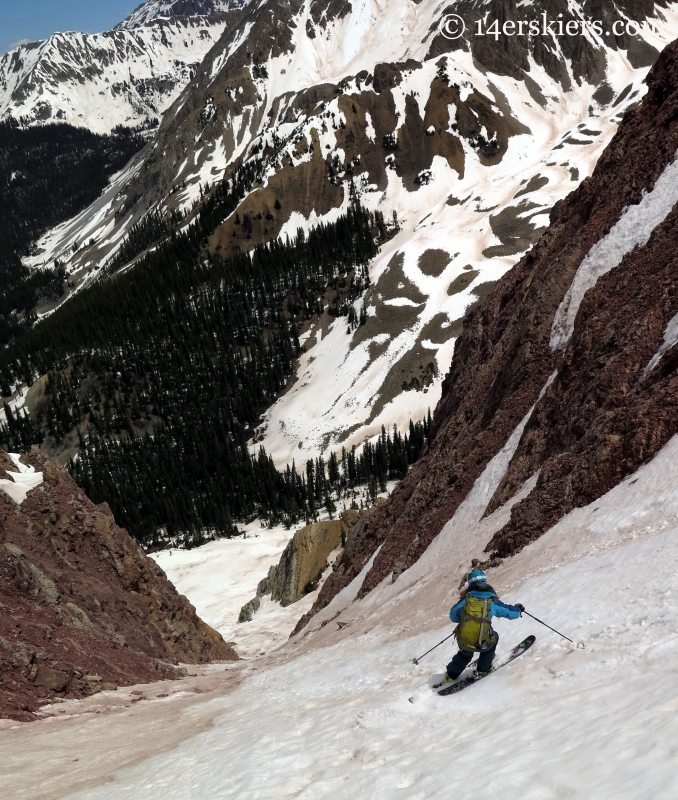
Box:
[6,433,677,798]
[118,1,247,30]
[0,19,228,133]
[149,518,340,659]
[250,7,678,465]
[22,1,678,472]
[256,55,640,465]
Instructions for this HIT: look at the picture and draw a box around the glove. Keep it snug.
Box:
[516,603,525,614]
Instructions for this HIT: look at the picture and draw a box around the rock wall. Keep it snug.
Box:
[239,517,349,622]
[0,450,236,721]
[299,37,678,627]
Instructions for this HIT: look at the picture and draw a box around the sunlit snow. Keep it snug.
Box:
[59,424,678,800]
[0,454,43,506]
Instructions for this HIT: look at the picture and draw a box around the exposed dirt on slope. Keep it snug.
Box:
[209,127,344,257]
[0,664,245,800]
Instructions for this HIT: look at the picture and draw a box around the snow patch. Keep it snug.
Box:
[551,149,678,351]
[364,111,376,143]
[0,454,43,506]
[644,310,678,375]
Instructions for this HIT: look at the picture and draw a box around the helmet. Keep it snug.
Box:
[467,568,487,585]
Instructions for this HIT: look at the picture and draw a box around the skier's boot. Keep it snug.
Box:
[475,666,495,678]
[440,670,460,685]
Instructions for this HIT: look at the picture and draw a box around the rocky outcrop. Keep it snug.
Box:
[0,449,236,721]
[290,506,378,636]
[299,37,678,625]
[426,0,659,82]
[269,519,344,606]
[239,517,350,622]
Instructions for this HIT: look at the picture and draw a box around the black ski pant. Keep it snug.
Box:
[446,635,498,679]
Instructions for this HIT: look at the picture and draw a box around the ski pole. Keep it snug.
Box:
[523,610,573,643]
[412,631,456,665]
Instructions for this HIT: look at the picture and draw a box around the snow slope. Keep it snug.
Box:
[27,1,678,469]
[151,486,393,658]
[0,18,227,133]
[60,426,678,799]
[256,44,675,465]
[119,1,248,30]
[150,521,322,658]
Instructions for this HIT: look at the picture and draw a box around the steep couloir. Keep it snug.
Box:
[297,36,678,631]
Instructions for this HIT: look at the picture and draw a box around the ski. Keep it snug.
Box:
[432,660,478,689]
[437,635,536,696]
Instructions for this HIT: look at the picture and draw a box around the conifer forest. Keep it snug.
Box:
[0,120,145,344]
[1,158,429,546]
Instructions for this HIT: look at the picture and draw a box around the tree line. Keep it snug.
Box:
[68,416,431,548]
[0,119,145,344]
[0,195,396,546]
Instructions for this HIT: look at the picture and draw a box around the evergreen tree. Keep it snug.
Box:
[0,170,432,546]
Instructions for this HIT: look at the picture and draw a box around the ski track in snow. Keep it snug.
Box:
[56,429,678,800]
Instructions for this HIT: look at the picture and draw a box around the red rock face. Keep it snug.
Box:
[0,451,236,721]
[299,39,678,630]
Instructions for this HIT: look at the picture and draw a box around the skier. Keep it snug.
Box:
[441,568,524,684]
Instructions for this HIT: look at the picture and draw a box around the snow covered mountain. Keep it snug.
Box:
[12,34,678,797]
[27,0,678,466]
[118,0,250,30]
[0,16,230,133]
[7,9,678,793]
[303,30,678,627]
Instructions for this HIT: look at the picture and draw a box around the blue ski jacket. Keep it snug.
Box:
[449,587,522,624]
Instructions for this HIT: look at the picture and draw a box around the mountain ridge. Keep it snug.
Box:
[0,449,236,722]
[0,16,229,133]
[5,0,678,550]
[296,32,678,630]
[118,0,250,30]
